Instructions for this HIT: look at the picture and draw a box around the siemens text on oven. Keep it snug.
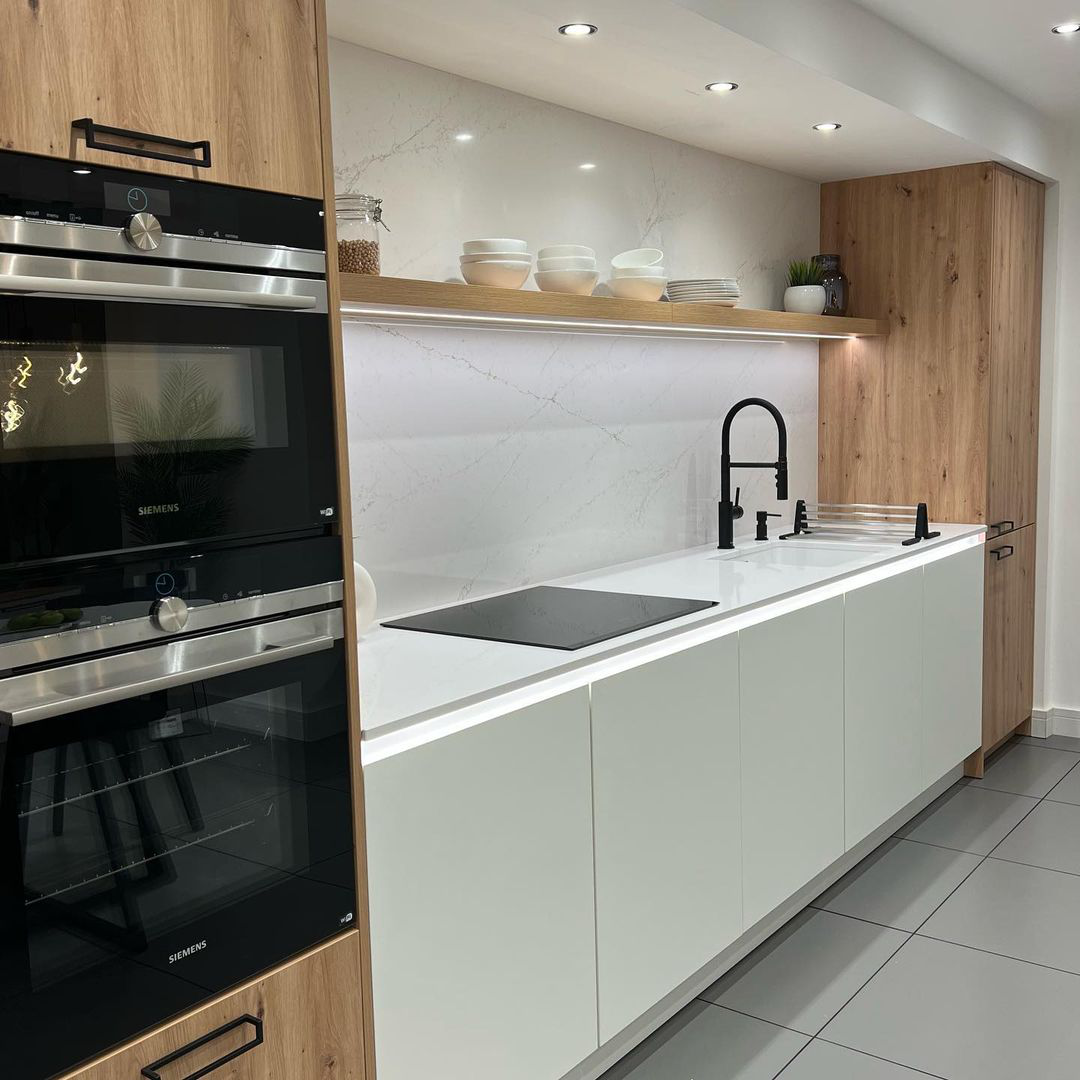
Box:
[138,503,180,516]
[169,940,207,964]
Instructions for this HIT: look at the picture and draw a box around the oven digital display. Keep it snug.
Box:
[103,180,171,216]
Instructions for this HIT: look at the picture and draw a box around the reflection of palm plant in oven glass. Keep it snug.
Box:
[114,363,253,543]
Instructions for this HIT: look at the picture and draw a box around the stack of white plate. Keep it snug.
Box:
[666,278,741,306]
[608,248,667,301]
[460,238,532,289]
[535,245,599,295]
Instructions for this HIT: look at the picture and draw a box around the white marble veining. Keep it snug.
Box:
[343,321,819,618]
[358,527,986,751]
[328,38,819,309]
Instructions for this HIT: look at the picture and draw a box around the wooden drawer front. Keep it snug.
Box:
[982,525,1036,749]
[60,933,364,1080]
[0,0,322,197]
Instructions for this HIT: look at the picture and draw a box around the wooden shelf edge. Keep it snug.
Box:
[338,274,889,338]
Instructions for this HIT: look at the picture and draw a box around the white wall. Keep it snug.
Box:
[1041,121,1080,720]
[330,41,820,619]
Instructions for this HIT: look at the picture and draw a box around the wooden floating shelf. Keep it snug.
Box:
[338,274,889,340]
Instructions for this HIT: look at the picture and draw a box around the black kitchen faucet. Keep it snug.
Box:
[718,397,789,549]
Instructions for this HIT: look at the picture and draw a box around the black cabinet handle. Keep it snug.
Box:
[992,545,1015,561]
[141,1015,263,1080]
[991,520,1015,535]
[73,117,211,168]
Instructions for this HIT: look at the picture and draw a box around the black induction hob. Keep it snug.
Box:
[382,585,717,651]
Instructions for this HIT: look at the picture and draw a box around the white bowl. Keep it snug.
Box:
[538,244,595,260]
[537,255,596,271]
[460,251,532,264]
[534,269,599,295]
[612,265,667,278]
[608,276,667,301]
[462,238,528,255]
[462,260,533,288]
[611,247,664,269]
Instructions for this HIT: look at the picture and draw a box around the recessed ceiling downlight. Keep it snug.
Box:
[1051,21,1080,33]
[706,81,739,93]
[558,22,598,36]
[813,122,842,132]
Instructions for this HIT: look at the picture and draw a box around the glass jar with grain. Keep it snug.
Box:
[336,194,386,275]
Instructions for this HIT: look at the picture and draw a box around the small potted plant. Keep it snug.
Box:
[784,259,827,314]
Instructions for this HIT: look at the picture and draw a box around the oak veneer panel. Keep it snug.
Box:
[60,933,364,1080]
[982,525,1036,752]
[339,274,889,336]
[987,168,1044,531]
[0,0,322,197]
[818,164,995,521]
[312,1,377,1074]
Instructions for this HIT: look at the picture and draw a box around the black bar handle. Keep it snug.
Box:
[73,117,212,168]
[992,545,1015,562]
[991,520,1015,535]
[141,1015,263,1080]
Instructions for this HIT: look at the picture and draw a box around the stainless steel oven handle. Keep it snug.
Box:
[0,273,318,309]
[0,609,343,727]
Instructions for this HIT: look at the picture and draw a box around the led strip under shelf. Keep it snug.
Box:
[339,302,860,341]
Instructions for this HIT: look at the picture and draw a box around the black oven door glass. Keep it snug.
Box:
[0,296,336,567]
[0,641,354,1080]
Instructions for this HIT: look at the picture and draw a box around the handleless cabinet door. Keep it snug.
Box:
[0,0,323,197]
[591,637,742,1043]
[983,525,1037,749]
[60,933,365,1080]
[923,546,984,784]
[740,598,845,927]
[844,568,924,848]
[364,690,598,1080]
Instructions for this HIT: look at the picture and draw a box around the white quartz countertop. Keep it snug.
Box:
[358,525,985,760]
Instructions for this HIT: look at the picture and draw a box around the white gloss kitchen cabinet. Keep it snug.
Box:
[363,689,599,1080]
[739,598,846,927]
[590,638,742,1043]
[844,569,924,848]
[362,543,983,1080]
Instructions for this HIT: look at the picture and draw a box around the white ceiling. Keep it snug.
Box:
[851,0,1080,116]
[326,0,990,182]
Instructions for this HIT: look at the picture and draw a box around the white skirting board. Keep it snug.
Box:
[1031,707,1080,740]
[559,764,963,1080]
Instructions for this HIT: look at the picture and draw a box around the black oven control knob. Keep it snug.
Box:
[151,596,189,633]
[125,212,163,251]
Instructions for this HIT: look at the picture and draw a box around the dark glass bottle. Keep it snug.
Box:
[813,253,848,316]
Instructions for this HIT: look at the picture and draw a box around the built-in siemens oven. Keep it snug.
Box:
[0,149,337,569]
[0,535,356,1080]
[0,152,355,1079]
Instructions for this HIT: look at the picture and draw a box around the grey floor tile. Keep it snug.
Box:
[895,784,1036,854]
[602,1000,808,1080]
[1046,763,1080,805]
[821,935,1080,1080]
[964,741,1079,797]
[920,856,1080,974]
[813,837,981,931]
[992,798,1080,875]
[1020,734,1080,753]
[701,909,907,1036]
[779,1040,939,1079]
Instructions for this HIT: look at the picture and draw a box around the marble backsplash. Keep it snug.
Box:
[328,39,819,310]
[330,38,821,619]
[344,321,818,619]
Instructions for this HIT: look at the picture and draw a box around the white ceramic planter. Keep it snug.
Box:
[784,285,827,315]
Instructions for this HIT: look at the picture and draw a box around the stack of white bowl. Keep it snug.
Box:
[534,246,599,295]
[608,248,667,301]
[460,239,533,288]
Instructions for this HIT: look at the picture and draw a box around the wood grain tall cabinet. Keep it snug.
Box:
[818,163,1044,776]
[0,0,374,1075]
